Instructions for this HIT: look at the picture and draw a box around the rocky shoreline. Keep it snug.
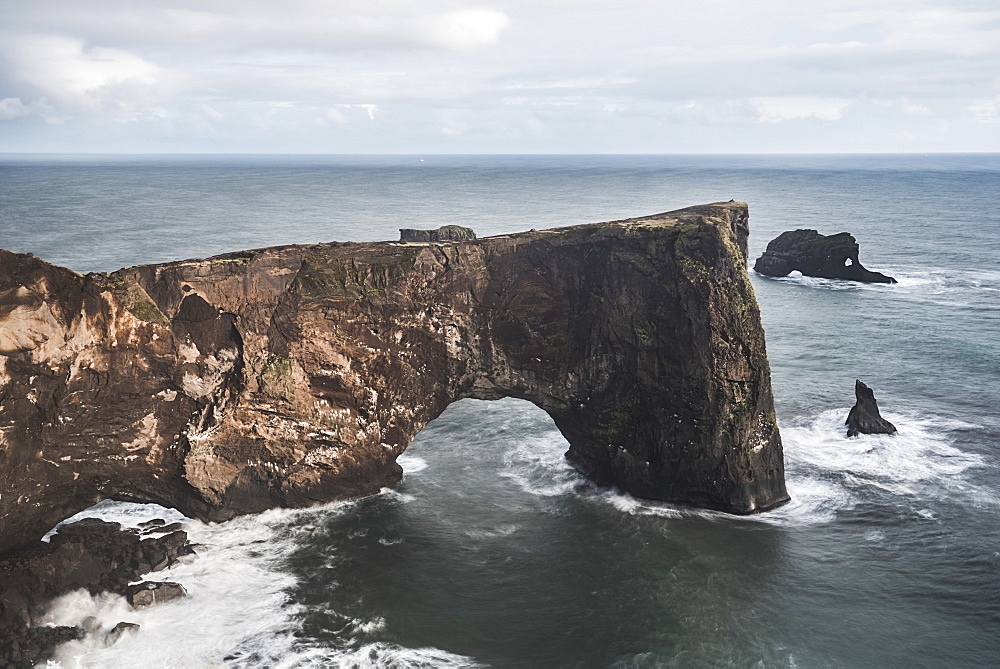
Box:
[0,518,193,667]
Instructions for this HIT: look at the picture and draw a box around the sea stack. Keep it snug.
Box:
[754,229,896,283]
[846,380,897,437]
[0,202,788,556]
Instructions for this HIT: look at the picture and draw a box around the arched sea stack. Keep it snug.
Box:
[0,202,788,554]
[754,229,896,283]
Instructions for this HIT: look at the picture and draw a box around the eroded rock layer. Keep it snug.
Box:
[0,202,788,553]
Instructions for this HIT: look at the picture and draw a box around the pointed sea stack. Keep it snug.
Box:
[754,229,896,283]
[846,380,897,437]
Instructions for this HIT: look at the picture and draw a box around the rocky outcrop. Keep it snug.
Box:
[127,581,186,608]
[0,202,788,556]
[846,380,897,437]
[0,519,189,666]
[399,225,476,242]
[754,229,896,283]
[105,621,140,646]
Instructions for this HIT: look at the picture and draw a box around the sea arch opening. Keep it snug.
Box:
[399,397,579,502]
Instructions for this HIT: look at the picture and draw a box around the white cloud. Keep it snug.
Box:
[0,96,67,123]
[422,9,511,50]
[901,99,933,117]
[199,104,225,121]
[750,97,852,123]
[0,1,998,152]
[504,77,638,90]
[0,97,32,120]
[2,34,182,120]
[968,97,1000,124]
[332,104,379,120]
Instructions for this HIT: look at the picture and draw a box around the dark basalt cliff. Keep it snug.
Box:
[0,202,787,554]
[754,229,897,283]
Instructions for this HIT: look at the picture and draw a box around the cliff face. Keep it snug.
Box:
[0,202,787,553]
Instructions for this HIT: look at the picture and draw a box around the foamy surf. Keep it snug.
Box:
[42,502,331,667]
[511,407,991,528]
[42,495,472,667]
[754,266,1000,309]
[777,408,995,518]
[278,642,484,668]
[498,430,580,498]
[397,454,429,474]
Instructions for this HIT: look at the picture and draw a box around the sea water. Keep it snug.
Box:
[1,154,998,666]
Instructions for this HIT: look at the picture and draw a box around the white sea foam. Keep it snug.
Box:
[379,487,416,504]
[756,265,1000,308]
[44,505,310,667]
[277,642,485,668]
[534,407,990,528]
[397,453,429,474]
[498,430,579,498]
[464,523,521,540]
[772,408,995,522]
[43,495,464,667]
[43,500,185,541]
[784,409,984,487]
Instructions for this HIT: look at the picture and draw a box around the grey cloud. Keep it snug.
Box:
[0,0,998,152]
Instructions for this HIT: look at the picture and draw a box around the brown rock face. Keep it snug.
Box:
[0,202,788,554]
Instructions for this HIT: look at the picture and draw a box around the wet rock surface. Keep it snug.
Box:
[754,229,896,283]
[0,202,788,560]
[846,379,898,437]
[127,581,187,609]
[0,519,189,667]
[105,621,140,645]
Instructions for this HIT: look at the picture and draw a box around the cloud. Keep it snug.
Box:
[332,104,379,120]
[0,0,998,152]
[0,96,67,123]
[422,9,511,50]
[901,99,933,117]
[750,97,852,123]
[3,2,512,54]
[1,34,182,120]
[504,77,638,90]
[968,97,1000,124]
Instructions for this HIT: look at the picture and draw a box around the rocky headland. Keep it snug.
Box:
[754,229,897,283]
[0,201,788,563]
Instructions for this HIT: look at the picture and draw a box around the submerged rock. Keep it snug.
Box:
[399,225,476,242]
[754,229,896,283]
[0,201,788,560]
[846,380,897,437]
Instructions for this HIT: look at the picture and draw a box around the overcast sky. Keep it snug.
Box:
[1,0,999,153]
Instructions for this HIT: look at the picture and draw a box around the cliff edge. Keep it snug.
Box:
[0,202,788,553]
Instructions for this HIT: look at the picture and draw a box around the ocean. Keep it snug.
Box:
[2,154,998,667]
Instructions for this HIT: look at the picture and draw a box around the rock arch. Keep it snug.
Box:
[0,202,788,554]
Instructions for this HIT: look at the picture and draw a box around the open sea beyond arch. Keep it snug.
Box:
[2,154,998,667]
